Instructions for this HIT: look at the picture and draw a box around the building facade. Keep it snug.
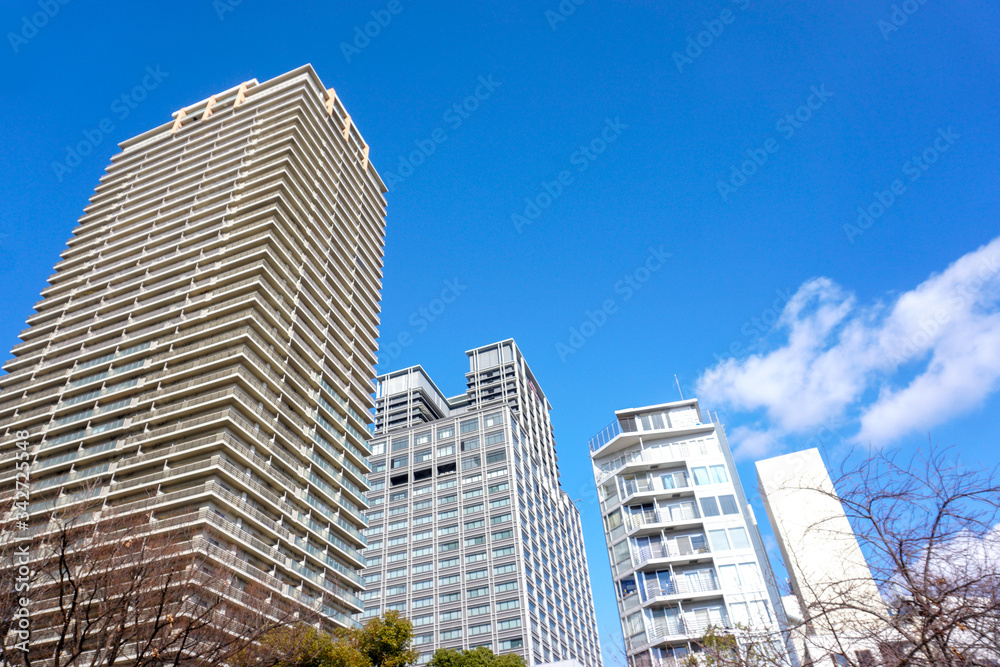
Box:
[360,341,602,667]
[0,65,385,641]
[757,448,886,666]
[589,399,786,667]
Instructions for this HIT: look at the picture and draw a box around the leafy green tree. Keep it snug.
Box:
[238,611,417,667]
[354,610,419,667]
[428,646,525,667]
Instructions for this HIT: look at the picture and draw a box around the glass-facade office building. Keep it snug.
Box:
[360,341,602,667]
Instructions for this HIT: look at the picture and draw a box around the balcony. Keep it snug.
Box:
[643,574,720,600]
[625,506,700,533]
[632,542,711,568]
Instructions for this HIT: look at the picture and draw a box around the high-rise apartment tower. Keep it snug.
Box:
[589,399,786,667]
[0,65,385,645]
[359,340,602,667]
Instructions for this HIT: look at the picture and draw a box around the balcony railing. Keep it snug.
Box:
[589,419,622,452]
[624,505,700,531]
[644,575,720,599]
[632,542,710,567]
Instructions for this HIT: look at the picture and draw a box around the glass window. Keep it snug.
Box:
[483,412,502,428]
[461,437,480,451]
[388,551,407,562]
[489,482,509,493]
[413,562,433,573]
[439,541,459,552]
[463,489,483,499]
[390,491,407,501]
[387,584,406,595]
[413,546,432,557]
[719,495,739,515]
[439,493,457,504]
[498,618,521,630]
[469,604,491,616]
[692,467,711,485]
[415,432,431,445]
[464,503,484,514]
[729,527,750,549]
[497,599,519,611]
[493,546,515,557]
[710,465,729,484]
[387,567,407,579]
[465,535,486,547]
[413,596,432,608]
[439,509,458,520]
[414,514,432,525]
[413,485,431,496]
[469,623,492,636]
[494,563,516,575]
[467,569,488,580]
[413,530,432,541]
[466,552,487,563]
[414,449,432,463]
[440,628,462,640]
[491,513,512,525]
[439,557,459,568]
[439,593,461,604]
[460,419,479,433]
[463,473,482,484]
[437,426,455,439]
[492,529,513,541]
[484,432,504,446]
[700,497,720,517]
[465,519,485,531]
[708,529,730,552]
[437,445,455,457]
[392,438,409,451]
[486,450,506,464]
[413,614,433,626]
[462,455,481,470]
[439,574,460,585]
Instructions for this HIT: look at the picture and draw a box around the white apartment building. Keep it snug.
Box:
[360,341,603,667]
[0,64,385,648]
[590,399,786,667]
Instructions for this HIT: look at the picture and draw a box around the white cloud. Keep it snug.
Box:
[697,236,1000,458]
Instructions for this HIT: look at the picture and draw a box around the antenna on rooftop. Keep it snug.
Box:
[674,375,684,400]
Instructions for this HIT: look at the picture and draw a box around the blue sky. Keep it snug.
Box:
[2,0,999,661]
